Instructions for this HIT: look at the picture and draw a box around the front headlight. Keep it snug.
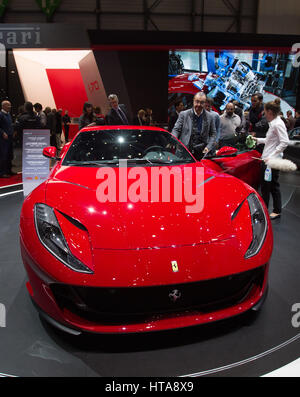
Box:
[34,203,93,274]
[245,193,267,259]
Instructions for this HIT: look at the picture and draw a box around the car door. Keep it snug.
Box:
[211,148,262,190]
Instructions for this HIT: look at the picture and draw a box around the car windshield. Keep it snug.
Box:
[63,129,195,166]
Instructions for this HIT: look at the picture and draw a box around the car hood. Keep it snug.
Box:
[45,164,252,250]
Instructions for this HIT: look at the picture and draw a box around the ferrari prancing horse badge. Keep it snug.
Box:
[171,260,179,272]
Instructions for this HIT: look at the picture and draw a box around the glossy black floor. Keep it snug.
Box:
[0,172,300,377]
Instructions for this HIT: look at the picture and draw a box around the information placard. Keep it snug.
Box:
[22,129,50,196]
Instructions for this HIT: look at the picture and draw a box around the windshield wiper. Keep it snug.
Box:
[65,159,153,166]
[98,158,154,165]
[147,159,174,164]
[66,158,194,167]
[147,159,194,164]
[123,158,153,165]
[66,161,111,167]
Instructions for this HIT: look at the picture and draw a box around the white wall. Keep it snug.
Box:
[13,51,56,108]
[13,50,92,109]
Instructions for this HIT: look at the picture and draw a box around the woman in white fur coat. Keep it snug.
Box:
[254,101,289,220]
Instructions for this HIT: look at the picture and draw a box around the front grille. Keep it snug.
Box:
[50,266,265,324]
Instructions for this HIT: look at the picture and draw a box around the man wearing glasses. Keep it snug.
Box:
[172,92,217,159]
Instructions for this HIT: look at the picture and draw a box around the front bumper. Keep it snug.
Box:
[22,239,270,334]
[34,281,269,336]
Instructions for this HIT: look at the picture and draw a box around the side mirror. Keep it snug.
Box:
[43,146,60,160]
[216,146,238,157]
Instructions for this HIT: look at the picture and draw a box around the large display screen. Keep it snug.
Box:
[168,49,299,116]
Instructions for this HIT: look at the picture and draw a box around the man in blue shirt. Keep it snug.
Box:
[0,100,14,178]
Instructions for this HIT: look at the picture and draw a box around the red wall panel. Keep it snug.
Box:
[46,69,88,117]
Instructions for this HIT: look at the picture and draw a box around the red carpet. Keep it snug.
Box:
[0,173,22,188]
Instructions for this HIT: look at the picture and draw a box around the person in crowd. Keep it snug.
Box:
[205,97,221,142]
[44,107,51,122]
[274,99,287,127]
[14,105,24,147]
[78,102,94,130]
[33,103,47,127]
[294,110,300,128]
[79,102,94,130]
[145,108,155,126]
[232,100,246,133]
[55,109,63,149]
[232,100,243,120]
[248,93,269,153]
[94,106,103,119]
[254,101,289,220]
[0,100,14,178]
[243,110,250,134]
[45,108,57,147]
[172,91,216,159]
[219,102,241,148]
[15,102,41,139]
[168,100,185,132]
[248,93,269,137]
[279,111,289,129]
[133,109,147,126]
[106,94,130,125]
[286,110,295,131]
[16,105,24,118]
[274,98,281,106]
[94,106,105,126]
[79,102,105,131]
[44,107,52,131]
[62,110,71,143]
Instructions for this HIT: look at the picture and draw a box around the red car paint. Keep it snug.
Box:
[20,125,272,334]
[169,72,211,96]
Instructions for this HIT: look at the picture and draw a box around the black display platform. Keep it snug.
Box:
[0,172,299,377]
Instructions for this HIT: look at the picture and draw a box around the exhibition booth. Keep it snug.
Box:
[0,25,300,378]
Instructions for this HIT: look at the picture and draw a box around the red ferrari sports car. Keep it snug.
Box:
[20,125,272,335]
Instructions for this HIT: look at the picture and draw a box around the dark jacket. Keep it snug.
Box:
[0,112,14,176]
[294,117,300,129]
[55,112,62,134]
[46,112,56,133]
[15,112,41,134]
[105,104,130,125]
[78,113,105,131]
[168,112,179,132]
[248,105,269,138]
[0,111,13,138]
[132,116,147,126]
[62,114,71,125]
[78,113,95,130]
